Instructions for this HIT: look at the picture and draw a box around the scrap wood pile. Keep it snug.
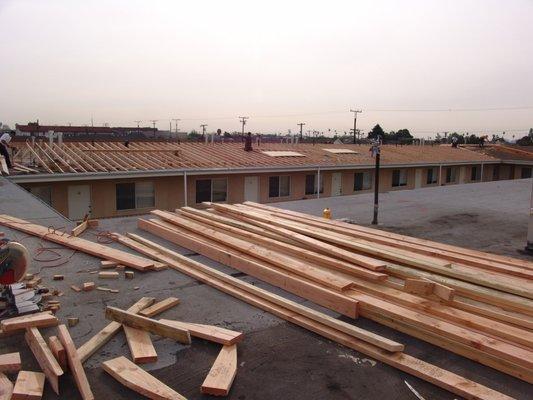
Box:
[0,202,532,399]
[0,297,242,399]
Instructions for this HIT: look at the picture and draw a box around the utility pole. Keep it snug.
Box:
[200,124,208,138]
[239,116,249,135]
[134,120,142,135]
[371,141,381,225]
[149,120,158,138]
[297,123,305,140]
[172,118,181,133]
[350,109,362,143]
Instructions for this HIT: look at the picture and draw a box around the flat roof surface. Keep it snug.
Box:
[0,176,531,399]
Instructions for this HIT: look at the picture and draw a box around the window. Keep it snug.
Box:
[28,186,52,206]
[116,183,136,210]
[471,165,481,181]
[354,171,372,191]
[426,168,438,184]
[492,165,500,181]
[392,169,407,187]
[116,182,155,210]
[195,178,227,203]
[521,167,532,179]
[269,175,291,198]
[446,167,457,183]
[305,174,324,195]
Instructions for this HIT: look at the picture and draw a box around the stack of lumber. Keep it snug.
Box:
[129,201,533,397]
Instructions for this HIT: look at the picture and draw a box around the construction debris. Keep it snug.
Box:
[82,282,95,292]
[98,271,119,279]
[67,318,79,327]
[139,297,179,318]
[11,371,45,400]
[24,327,63,394]
[0,352,21,373]
[52,275,64,281]
[201,344,238,396]
[124,271,135,279]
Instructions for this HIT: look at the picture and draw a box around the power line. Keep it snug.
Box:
[239,116,249,135]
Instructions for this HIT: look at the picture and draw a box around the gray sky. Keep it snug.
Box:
[1,0,532,138]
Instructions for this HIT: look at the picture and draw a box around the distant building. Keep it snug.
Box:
[15,122,158,139]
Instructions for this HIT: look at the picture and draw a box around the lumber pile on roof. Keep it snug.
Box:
[127,201,533,397]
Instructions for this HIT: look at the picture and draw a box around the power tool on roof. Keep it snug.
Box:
[0,239,46,319]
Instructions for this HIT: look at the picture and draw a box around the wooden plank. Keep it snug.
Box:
[71,220,88,237]
[25,327,63,394]
[11,371,45,400]
[98,271,119,279]
[160,320,244,346]
[101,260,119,268]
[404,278,434,296]
[139,297,180,318]
[57,324,94,400]
[77,297,155,363]
[122,233,513,399]
[127,232,403,353]
[433,282,455,301]
[136,220,359,318]
[123,325,158,364]
[48,336,67,371]
[150,211,359,290]
[102,356,186,400]
[105,306,191,344]
[177,208,389,278]
[0,372,13,400]
[0,352,21,373]
[0,215,154,270]
[201,344,237,396]
[0,312,57,332]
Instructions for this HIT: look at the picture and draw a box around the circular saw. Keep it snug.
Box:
[0,240,30,284]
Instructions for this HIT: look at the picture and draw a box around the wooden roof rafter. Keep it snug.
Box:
[33,142,64,173]
[42,143,76,173]
[51,144,87,172]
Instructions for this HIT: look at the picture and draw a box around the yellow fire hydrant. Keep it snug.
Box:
[323,208,332,219]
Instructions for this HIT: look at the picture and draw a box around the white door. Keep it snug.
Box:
[331,173,342,196]
[415,169,422,188]
[68,185,91,221]
[244,176,259,202]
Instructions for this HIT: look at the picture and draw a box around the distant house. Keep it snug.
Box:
[15,123,158,139]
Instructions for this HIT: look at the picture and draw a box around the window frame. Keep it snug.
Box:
[521,167,532,179]
[446,167,457,183]
[28,186,53,206]
[426,168,438,184]
[354,171,372,191]
[269,175,291,198]
[305,174,324,195]
[116,181,155,211]
[392,169,407,187]
[195,178,228,204]
[470,165,481,182]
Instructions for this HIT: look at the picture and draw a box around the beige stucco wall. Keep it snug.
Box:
[19,162,530,219]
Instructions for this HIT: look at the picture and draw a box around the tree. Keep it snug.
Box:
[367,124,386,140]
[517,135,533,146]
[448,132,465,144]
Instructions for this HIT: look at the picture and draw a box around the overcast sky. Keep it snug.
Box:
[0,0,531,138]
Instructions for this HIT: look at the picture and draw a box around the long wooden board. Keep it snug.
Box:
[128,231,403,352]
[201,344,237,396]
[105,307,191,344]
[77,297,155,363]
[0,215,154,270]
[135,220,358,318]
[120,233,513,400]
[160,320,244,346]
[102,356,186,400]
[48,336,67,371]
[25,328,63,394]
[57,325,94,400]
[139,297,180,318]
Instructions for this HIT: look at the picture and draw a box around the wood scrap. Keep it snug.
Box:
[78,297,155,363]
[57,324,94,400]
[0,352,21,373]
[82,282,95,291]
[139,297,180,318]
[100,260,118,268]
[123,325,158,364]
[11,371,45,400]
[25,327,63,394]
[102,356,186,400]
[70,285,82,292]
[48,336,67,371]
[68,318,79,327]
[105,306,191,344]
[52,275,64,281]
[0,312,58,332]
[71,220,89,237]
[125,271,135,279]
[201,344,238,396]
[98,271,119,279]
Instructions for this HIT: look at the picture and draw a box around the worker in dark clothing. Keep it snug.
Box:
[0,132,13,168]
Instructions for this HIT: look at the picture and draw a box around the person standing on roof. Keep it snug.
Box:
[451,136,459,148]
[0,131,13,169]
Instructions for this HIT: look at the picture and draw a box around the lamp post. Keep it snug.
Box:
[370,140,381,225]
